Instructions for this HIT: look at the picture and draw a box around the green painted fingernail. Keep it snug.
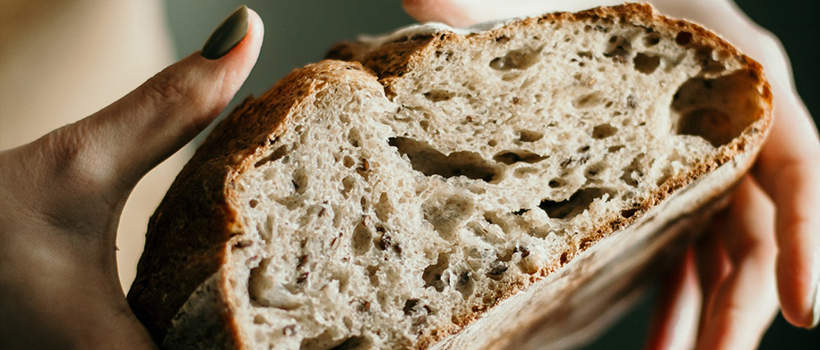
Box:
[201,5,250,60]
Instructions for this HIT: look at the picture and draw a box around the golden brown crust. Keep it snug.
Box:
[129,3,772,349]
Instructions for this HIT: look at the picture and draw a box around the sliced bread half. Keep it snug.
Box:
[128,4,772,350]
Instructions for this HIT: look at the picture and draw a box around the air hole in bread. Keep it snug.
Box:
[422,255,450,292]
[367,265,380,287]
[514,167,538,178]
[293,169,309,194]
[248,259,301,310]
[573,91,604,109]
[677,108,733,147]
[517,130,544,142]
[671,71,761,147]
[621,154,645,187]
[423,194,474,240]
[255,145,288,167]
[585,162,606,178]
[644,32,661,47]
[604,35,632,61]
[375,193,394,222]
[483,211,517,234]
[539,187,616,219]
[608,145,625,153]
[253,314,267,325]
[627,94,638,109]
[342,156,355,168]
[348,128,361,147]
[486,261,509,280]
[493,150,548,165]
[559,252,570,265]
[403,299,432,317]
[489,47,540,71]
[592,123,618,139]
[341,176,355,198]
[351,221,372,256]
[456,271,474,298]
[419,119,431,132]
[331,269,351,293]
[620,208,638,219]
[633,53,661,74]
[389,137,500,182]
[424,90,455,102]
[695,48,726,74]
[656,167,674,187]
[301,332,367,350]
[675,31,693,46]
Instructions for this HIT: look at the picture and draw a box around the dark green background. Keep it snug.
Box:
[164,1,819,348]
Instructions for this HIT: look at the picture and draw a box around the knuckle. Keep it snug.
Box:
[145,71,189,105]
[42,122,111,189]
[45,124,91,165]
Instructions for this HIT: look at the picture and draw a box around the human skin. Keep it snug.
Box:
[0,5,264,349]
[0,0,183,293]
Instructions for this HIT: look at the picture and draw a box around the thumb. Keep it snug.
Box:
[50,6,264,195]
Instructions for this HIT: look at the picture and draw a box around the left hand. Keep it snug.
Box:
[0,6,264,349]
[402,0,820,349]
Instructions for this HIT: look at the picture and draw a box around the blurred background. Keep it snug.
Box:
[0,0,817,348]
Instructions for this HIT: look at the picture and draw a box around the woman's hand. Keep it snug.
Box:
[0,6,263,349]
[403,0,820,348]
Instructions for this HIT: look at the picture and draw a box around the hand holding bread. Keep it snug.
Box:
[0,6,264,349]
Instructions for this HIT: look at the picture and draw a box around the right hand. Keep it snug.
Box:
[402,1,820,349]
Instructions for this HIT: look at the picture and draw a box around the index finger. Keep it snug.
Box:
[402,0,622,27]
[753,90,820,328]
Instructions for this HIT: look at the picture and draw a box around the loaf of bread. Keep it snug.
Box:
[128,4,772,350]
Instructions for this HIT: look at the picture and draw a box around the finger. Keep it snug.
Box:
[753,87,820,328]
[29,6,264,200]
[643,0,820,329]
[695,177,779,350]
[694,215,732,340]
[402,0,622,27]
[644,247,699,350]
[665,0,820,328]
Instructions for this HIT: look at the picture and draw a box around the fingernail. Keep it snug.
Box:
[201,5,250,60]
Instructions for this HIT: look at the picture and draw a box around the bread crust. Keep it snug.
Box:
[128,3,772,349]
[127,60,382,346]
